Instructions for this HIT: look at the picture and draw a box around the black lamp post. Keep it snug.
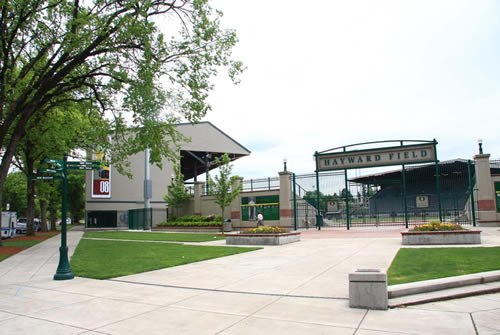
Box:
[283,158,287,172]
[478,139,483,155]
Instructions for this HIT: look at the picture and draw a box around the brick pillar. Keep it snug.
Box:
[279,171,293,229]
[230,177,243,229]
[193,181,204,216]
[474,153,498,226]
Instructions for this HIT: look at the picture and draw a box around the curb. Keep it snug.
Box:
[388,270,500,298]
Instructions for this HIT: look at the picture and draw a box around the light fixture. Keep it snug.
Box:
[283,158,287,172]
[478,139,483,155]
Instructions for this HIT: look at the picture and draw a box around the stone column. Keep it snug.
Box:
[229,177,243,229]
[474,153,498,226]
[279,171,293,229]
[193,181,205,216]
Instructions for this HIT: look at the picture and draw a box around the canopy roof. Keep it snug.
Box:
[349,159,474,186]
[177,122,251,181]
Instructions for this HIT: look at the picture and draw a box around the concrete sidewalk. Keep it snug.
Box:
[0,226,498,334]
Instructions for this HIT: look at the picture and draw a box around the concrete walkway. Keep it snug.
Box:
[0,226,498,334]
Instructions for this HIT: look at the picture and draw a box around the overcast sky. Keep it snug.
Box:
[201,0,500,180]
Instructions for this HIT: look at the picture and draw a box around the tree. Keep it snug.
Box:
[67,171,85,224]
[163,164,190,218]
[340,188,354,202]
[12,105,96,235]
[2,171,27,216]
[208,153,242,225]
[0,0,243,209]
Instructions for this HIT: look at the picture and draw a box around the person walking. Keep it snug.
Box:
[257,212,264,227]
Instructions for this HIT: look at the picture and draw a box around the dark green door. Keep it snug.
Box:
[87,211,117,228]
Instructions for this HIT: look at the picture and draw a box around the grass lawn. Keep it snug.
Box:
[388,247,500,285]
[83,231,225,243]
[70,239,260,279]
[2,240,45,248]
[0,255,10,261]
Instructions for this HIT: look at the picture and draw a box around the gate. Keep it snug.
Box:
[293,140,477,229]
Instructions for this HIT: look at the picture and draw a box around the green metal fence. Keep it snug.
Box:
[128,208,152,230]
[292,160,476,229]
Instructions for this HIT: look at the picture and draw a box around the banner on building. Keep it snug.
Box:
[91,152,111,198]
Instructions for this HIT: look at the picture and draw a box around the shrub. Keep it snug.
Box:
[243,226,286,234]
[173,214,223,223]
[157,221,222,227]
[411,221,465,232]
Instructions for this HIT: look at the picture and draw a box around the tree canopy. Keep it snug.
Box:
[0,0,243,206]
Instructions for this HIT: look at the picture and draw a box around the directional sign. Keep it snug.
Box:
[67,160,101,165]
[39,168,63,173]
[44,158,63,166]
[67,165,100,171]
[28,176,63,181]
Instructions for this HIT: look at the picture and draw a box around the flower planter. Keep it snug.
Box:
[401,230,481,245]
[225,232,300,246]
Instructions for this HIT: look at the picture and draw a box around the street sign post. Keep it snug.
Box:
[33,154,102,281]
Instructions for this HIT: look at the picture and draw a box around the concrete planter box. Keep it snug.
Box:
[225,232,300,246]
[401,230,481,245]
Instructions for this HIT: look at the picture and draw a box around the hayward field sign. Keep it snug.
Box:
[316,143,436,171]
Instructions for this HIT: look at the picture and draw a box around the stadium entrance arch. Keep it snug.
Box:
[309,140,477,230]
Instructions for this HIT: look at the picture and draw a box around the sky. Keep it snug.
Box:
[198,0,500,180]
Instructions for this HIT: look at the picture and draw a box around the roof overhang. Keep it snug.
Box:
[176,122,250,181]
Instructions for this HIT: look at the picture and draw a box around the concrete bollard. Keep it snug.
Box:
[349,269,388,310]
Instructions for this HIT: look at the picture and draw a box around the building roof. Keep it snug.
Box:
[177,122,251,180]
[349,159,473,186]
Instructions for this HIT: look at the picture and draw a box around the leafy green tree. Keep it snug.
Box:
[0,0,243,208]
[208,153,242,225]
[13,105,95,235]
[164,164,190,218]
[67,171,85,224]
[2,172,27,216]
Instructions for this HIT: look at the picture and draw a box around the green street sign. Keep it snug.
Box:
[67,160,101,165]
[39,167,63,173]
[67,165,100,171]
[44,158,63,165]
[28,175,64,180]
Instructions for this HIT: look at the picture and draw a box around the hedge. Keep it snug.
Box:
[158,221,222,227]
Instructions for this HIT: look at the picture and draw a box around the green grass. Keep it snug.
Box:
[388,247,500,285]
[83,231,225,243]
[2,240,44,248]
[70,239,260,279]
[0,255,11,261]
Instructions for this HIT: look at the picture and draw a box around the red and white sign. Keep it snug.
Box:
[91,152,111,198]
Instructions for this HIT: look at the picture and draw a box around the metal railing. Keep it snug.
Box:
[241,177,280,192]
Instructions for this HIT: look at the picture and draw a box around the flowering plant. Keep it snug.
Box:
[243,226,286,234]
[411,220,464,232]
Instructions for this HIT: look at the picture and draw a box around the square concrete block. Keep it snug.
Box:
[349,269,388,310]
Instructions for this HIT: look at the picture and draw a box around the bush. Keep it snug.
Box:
[173,215,223,223]
[158,221,222,227]
[411,221,465,232]
[243,226,286,234]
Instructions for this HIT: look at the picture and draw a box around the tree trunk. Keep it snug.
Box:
[26,178,36,236]
[40,199,48,232]
[49,199,57,231]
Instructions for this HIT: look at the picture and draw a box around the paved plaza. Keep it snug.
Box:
[0,226,499,334]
